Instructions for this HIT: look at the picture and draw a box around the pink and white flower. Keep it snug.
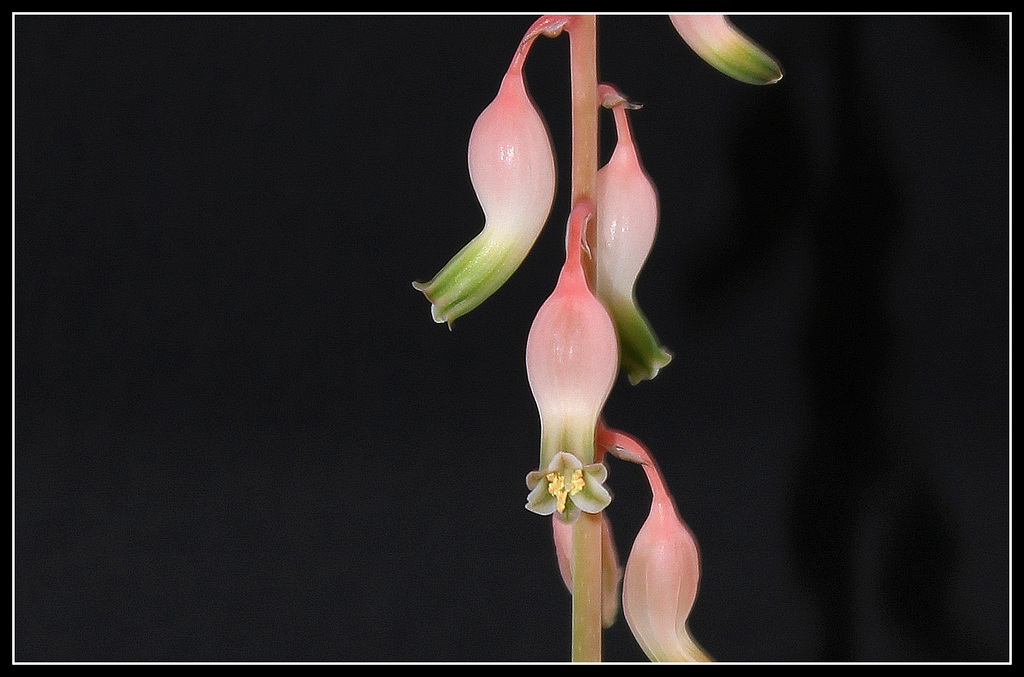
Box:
[594,84,672,384]
[524,200,618,521]
[670,14,783,86]
[414,31,557,327]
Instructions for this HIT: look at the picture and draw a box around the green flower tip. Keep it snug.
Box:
[671,14,784,86]
[413,230,520,328]
[526,452,612,523]
[607,296,673,385]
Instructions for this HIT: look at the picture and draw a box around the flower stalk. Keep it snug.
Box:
[566,14,603,662]
[413,13,783,662]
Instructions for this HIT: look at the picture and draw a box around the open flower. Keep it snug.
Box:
[594,84,672,384]
[526,452,611,522]
[525,200,619,519]
[413,29,557,327]
[671,14,783,86]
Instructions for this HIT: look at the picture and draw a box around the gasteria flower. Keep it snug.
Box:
[409,13,772,663]
[552,512,623,628]
[671,14,783,86]
[526,452,611,523]
[525,200,619,521]
[622,492,710,662]
[602,426,712,662]
[594,84,672,385]
[413,28,557,327]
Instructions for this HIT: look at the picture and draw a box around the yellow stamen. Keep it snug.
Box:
[546,469,587,513]
[546,471,568,512]
[569,469,585,495]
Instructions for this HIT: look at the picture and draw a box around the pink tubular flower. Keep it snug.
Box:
[413,23,558,327]
[524,200,619,522]
[670,14,783,86]
[599,424,712,662]
[594,84,672,385]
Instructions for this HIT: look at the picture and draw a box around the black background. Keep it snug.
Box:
[15,14,1009,663]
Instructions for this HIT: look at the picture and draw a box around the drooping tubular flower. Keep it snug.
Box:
[525,200,618,523]
[594,84,672,385]
[670,14,783,86]
[598,424,712,662]
[413,18,567,327]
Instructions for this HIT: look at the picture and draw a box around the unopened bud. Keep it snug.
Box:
[595,84,672,384]
[600,424,712,662]
[622,492,711,661]
[414,38,556,326]
[670,14,783,86]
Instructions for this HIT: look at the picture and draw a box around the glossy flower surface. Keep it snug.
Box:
[622,490,710,661]
[413,44,556,326]
[671,14,783,86]
[595,85,672,384]
[597,424,711,662]
[525,201,619,473]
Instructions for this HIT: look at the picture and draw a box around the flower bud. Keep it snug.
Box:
[552,512,623,628]
[622,493,711,661]
[413,42,557,327]
[599,424,711,662]
[670,14,783,86]
[524,200,619,519]
[594,85,672,384]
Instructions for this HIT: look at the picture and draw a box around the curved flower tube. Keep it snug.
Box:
[670,14,783,86]
[413,24,558,327]
[595,84,672,384]
[599,424,712,662]
[525,200,619,521]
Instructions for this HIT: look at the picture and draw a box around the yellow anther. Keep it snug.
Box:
[569,469,585,495]
[546,471,570,513]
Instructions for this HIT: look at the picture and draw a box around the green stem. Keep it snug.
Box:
[572,511,603,662]
[569,15,598,208]
[567,14,603,663]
